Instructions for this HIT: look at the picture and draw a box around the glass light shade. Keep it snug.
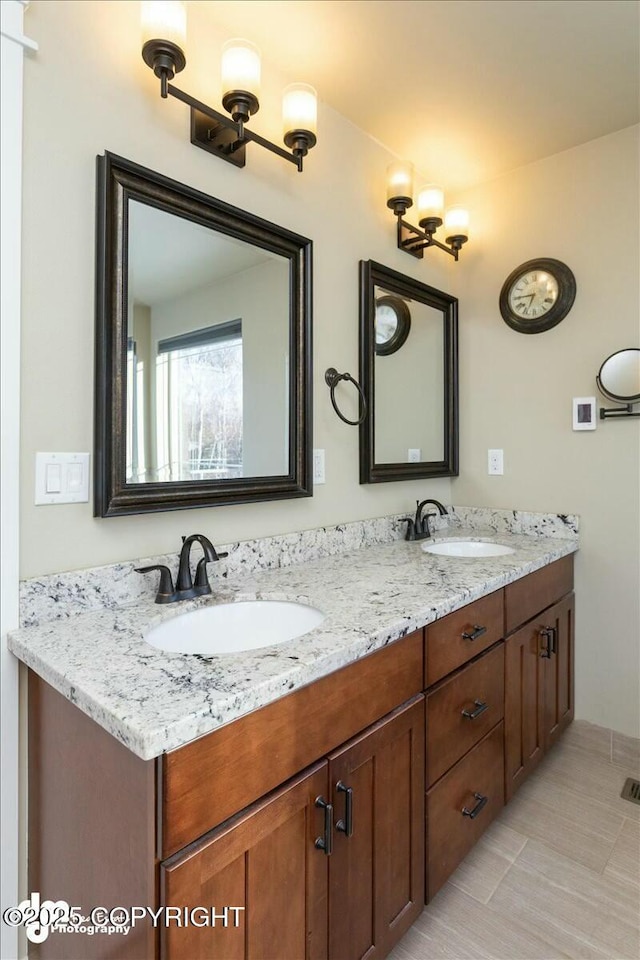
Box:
[282,83,318,137]
[444,206,470,239]
[417,185,444,223]
[141,0,186,48]
[386,162,414,203]
[221,39,261,98]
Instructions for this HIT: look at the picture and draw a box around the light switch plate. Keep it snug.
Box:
[35,453,90,504]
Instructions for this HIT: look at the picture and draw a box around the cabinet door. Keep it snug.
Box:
[505,594,575,800]
[504,619,545,800]
[161,762,329,960]
[542,593,575,750]
[327,696,425,960]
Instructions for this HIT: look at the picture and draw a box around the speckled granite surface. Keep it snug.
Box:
[9,514,578,761]
[19,506,579,627]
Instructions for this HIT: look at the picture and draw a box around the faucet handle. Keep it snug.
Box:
[399,517,416,541]
[134,565,175,603]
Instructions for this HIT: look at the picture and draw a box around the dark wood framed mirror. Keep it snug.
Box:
[94,153,312,517]
[359,260,458,483]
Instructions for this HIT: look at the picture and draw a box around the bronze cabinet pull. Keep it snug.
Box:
[461,700,488,720]
[335,781,354,837]
[461,793,488,819]
[314,796,334,855]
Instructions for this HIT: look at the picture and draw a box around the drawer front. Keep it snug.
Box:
[505,554,574,634]
[426,642,504,786]
[162,630,423,858]
[426,722,504,901]
[425,589,504,686]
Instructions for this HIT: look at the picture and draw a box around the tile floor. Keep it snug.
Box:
[389,721,640,960]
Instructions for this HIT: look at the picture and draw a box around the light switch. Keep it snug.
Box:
[68,462,83,492]
[35,453,90,504]
[45,463,62,493]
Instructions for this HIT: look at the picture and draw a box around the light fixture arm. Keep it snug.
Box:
[396,216,467,262]
[140,8,317,174]
[167,83,303,171]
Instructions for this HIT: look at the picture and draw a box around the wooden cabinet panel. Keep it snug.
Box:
[328,697,425,960]
[161,763,329,960]
[426,722,504,901]
[425,589,504,686]
[28,674,157,960]
[504,619,545,800]
[543,593,575,750]
[505,594,575,800]
[426,643,504,787]
[504,554,573,634]
[163,630,423,857]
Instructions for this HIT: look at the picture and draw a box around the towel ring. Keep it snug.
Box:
[325,368,367,426]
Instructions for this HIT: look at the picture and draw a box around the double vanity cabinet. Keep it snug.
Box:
[28,555,574,960]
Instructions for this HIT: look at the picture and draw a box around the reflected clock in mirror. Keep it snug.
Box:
[359,261,458,483]
[95,153,312,516]
[375,295,411,356]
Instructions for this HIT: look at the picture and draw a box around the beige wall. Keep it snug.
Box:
[20,0,454,579]
[450,125,640,737]
[19,3,639,736]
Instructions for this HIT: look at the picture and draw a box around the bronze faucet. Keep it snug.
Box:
[400,499,448,541]
[135,533,229,604]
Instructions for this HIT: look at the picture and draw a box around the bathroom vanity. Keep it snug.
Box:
[13,520,576,960]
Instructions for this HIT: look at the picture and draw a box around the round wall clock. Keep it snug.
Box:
[375,295,411,355]
[499,258,576,334]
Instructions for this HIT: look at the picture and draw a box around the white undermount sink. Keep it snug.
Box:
[421,540,515,558]
[145,600,325,656]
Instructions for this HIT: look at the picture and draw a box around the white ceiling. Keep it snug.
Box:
[202,0,640,191]
[128,201,275,304]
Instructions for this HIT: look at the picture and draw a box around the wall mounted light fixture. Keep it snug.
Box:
[386,162,469,261]
[141,1,318,172]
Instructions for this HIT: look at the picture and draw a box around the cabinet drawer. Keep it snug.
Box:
[162,630,423,857]
[505,554,573,634]
[426,642,504,786]
[426,722,504,901]
[425,589,504,686]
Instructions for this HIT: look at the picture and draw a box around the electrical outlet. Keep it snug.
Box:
[488,449,504,475]
[408,448,421,462]
[313,449,325,484]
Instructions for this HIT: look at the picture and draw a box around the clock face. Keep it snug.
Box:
[499,258,576,334]
[374,295,411,355]
[375,303,399,345]
[508,270,559,320]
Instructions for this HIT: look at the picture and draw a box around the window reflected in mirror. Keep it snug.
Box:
[126,201,289,485]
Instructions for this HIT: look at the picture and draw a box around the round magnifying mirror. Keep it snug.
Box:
[597,348,640,401]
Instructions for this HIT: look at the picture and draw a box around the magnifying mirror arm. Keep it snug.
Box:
[596,374,640,419]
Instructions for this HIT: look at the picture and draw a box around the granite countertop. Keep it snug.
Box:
[8,527,578,761]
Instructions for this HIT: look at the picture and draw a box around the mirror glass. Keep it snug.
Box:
[95,153,312,517]
[597,348,640,401]
[359,261,458,483]
[127,202,289,484]
[374,290,444,463]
